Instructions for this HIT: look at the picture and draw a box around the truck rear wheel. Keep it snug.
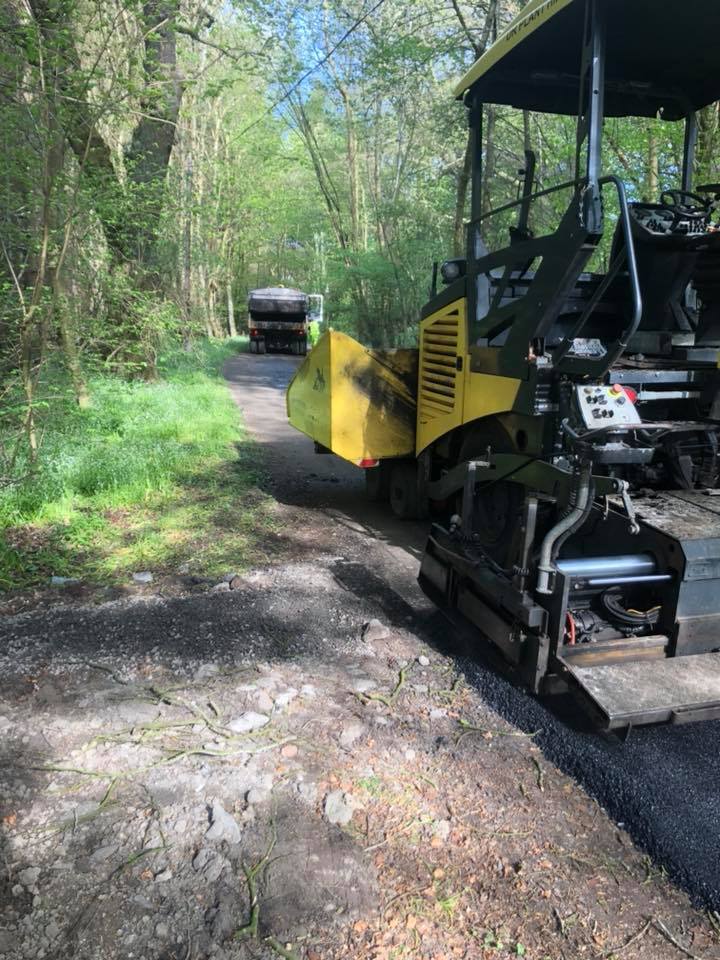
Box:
[390,462,422,519]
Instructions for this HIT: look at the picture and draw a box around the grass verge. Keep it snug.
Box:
[0,337,275,591]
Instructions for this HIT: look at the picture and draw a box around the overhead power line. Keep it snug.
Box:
[230,0,388,142]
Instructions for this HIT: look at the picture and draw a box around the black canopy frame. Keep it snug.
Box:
[457,0,720,122]
[460,0,715,379]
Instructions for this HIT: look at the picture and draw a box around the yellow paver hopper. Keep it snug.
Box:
[286,331,417,466]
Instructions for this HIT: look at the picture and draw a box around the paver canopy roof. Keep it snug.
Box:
[455,0,720,120]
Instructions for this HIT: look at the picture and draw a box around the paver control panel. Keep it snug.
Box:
[576,385,642,430]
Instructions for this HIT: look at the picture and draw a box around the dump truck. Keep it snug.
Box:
[288,0,720,731]
[248,287,309,355]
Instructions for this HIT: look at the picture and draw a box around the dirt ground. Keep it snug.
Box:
[1,352,720,960]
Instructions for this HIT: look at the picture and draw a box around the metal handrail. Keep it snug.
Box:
[473,177,583,225]
[552,175,643,370]
[597,175,643,366]
[470,172,643,373]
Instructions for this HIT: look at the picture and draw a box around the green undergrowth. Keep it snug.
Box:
[0,336,275,591]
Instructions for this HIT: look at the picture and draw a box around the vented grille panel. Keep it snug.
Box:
[419,311,459,422]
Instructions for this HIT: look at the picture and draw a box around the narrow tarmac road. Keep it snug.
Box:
[223,351,429,604]
[224,349,720,912]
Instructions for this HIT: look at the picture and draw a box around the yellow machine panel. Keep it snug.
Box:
[416,300,520,454]
[463,373,522,424]
[416,299,522,454]
[286,331,417,465]
[416,302,468,454]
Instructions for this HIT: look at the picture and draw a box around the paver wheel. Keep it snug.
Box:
[389,462,421,519]
[365,461,390,502]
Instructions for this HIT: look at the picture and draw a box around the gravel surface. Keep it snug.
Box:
[0,351,719,960]
[1,560,717,959]
[462,650,720,909]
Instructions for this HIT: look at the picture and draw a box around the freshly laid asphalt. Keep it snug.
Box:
[223,351,720,911]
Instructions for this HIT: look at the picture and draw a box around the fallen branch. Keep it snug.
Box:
[532,756,545,793]
[265,937,301,959]
[68,660,129,685]
[653,918,710,960]
[435,674,465,701]
[234,823,300,957]
[147,687,232,740]
[455,719,539,746]
[382,885,427,918]
[604,919,651,957]
[358,666,409,709]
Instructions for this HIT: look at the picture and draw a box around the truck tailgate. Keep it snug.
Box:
[562,653,720,728]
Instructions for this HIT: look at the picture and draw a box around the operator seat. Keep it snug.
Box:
[611,191,720,336]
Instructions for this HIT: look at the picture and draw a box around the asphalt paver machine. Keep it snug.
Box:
[289,0,720,730]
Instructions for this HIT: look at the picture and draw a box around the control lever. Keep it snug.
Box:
[619,481,640,535]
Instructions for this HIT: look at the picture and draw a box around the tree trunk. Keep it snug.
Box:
[27,0,183,278]
[227,282,237,337]
[482,106,497,218]
[454,137,472,256]
[647,125,659,201]
[182,153,193,348]
[54,281,90,408]
[125,1,184,276]
[697,103,720,184]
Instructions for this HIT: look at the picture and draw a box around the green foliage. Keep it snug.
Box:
[2,0,720,564]
[0,339,270,590]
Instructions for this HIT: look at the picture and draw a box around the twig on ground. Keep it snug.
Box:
[122,844,167,869]
[147,687,232,739]
[44,777,120,835]
[358,666,410,709]
[364,816,420,852]
[235,824,288,951]
[532,756,545,792]
[553,906,568,936]
[435,673,465,701]
[382,886,428,918]
[603,919,651,957]
[455,718,539,746]
[99,777,118,808]
[414,773,439,792]
[34,763,115,779]
[91,719,198,746]
[68,660,129,685]
[265,937,301,959]
[482,827,533,840]
[652,918,709,960]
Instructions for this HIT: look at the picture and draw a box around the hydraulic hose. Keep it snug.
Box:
[553,477,596,562]
[536,462,592,596]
